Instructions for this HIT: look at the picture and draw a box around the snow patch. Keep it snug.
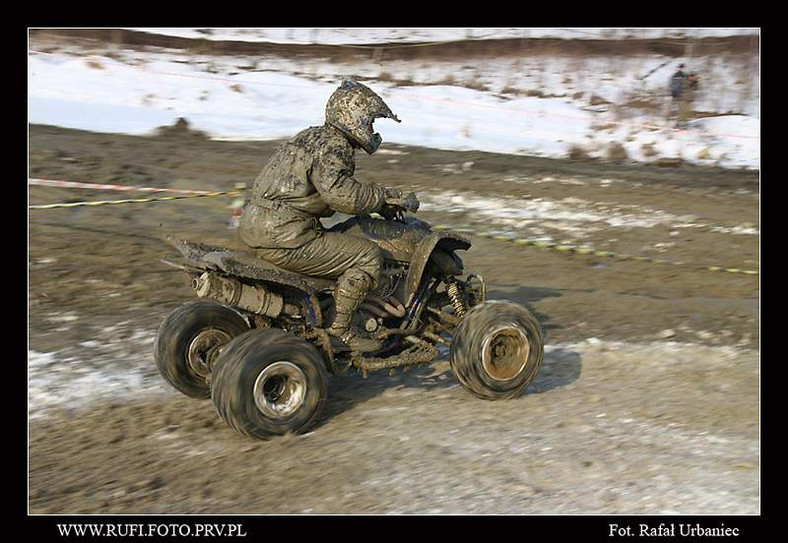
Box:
[28,333,755,420]
[419,190,699,239]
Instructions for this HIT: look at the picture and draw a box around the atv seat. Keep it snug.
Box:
[166,237,335,294]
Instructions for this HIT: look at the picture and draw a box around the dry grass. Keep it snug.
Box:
[589,94,611,106]
[592,123,618,132]
[641,142,658,158]
[606,142,629,163]
[696,147,713,160]
[376,72,490,93]
[567,144,592,161]
[154,117,209,140]
[463,78,490,92]
[390,78,420,88]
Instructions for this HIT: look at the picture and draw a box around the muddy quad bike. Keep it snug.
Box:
[155,205,544,440]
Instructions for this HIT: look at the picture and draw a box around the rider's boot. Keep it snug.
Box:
[328,269,383,352]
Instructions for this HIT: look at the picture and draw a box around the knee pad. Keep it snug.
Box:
[343,267,375,292]
[356,248,383,286]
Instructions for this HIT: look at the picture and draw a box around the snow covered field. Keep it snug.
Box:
[28,28,759,169]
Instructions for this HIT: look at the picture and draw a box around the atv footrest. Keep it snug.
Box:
[354,339,440,372]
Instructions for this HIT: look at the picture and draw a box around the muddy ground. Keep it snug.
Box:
[27,123,759,516]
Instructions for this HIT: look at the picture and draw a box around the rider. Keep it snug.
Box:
[238,80,419,350]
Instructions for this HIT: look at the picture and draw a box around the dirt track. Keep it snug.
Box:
[28,124,759,515]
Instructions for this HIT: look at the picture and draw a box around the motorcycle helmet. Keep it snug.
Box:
[325,80,400,154]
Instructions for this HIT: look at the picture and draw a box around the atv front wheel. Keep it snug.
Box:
[211,328,328,440]
[154,300,250,399]
[449,300,544,400]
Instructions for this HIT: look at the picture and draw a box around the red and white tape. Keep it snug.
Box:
[28,178,219,195]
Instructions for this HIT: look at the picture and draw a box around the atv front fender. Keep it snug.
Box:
[404,232,471,304]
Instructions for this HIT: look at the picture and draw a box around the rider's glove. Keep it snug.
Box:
[384,187,402,201]
[400,191,420,212]
[384,194,420,213]
[383,188,419,213]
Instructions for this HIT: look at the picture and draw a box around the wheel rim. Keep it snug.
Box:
[187,329,233,378]
[253,361,307,419]
[481,325,530,381]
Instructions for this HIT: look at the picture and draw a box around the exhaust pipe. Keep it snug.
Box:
[193,271,289,317]
[364,295,406,318]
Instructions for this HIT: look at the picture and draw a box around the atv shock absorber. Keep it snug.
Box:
[446,280,466,318]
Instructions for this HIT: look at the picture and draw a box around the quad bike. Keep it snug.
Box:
[155,205,544,440]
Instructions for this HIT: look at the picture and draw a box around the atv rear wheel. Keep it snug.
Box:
[449,300,544,400]
[211,328,328,440]
[154,300,250,399]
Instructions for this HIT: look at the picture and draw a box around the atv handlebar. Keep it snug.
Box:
[379,203,407,222]
[381,191,420,222]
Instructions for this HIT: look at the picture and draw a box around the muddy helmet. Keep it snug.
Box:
[325,80,401,154]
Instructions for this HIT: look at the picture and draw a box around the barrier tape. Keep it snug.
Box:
[433,223,758,276]
[29,190,239,210]
[28,178,243,209]
[28,178,226,195]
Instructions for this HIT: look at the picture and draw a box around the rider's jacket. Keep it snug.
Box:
[239,124,388,249]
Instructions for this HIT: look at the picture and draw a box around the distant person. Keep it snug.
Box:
[669,63,687,101]
[668,63,693,127]
[678,72,700,127]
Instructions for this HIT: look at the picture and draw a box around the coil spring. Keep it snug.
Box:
[447,281,466,317]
